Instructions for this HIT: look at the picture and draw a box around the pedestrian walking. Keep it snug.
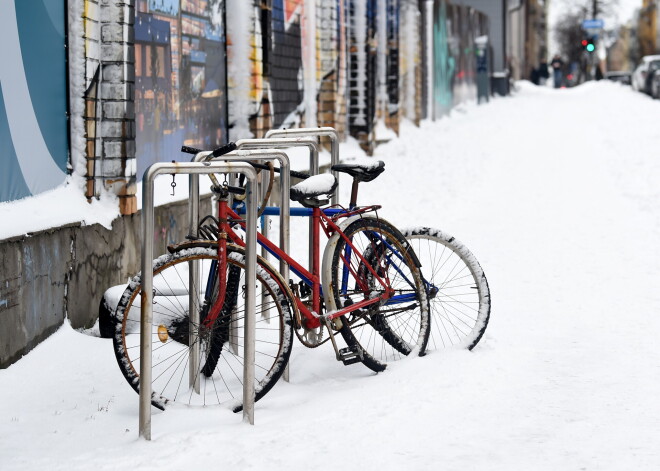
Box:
[550,54,564,88]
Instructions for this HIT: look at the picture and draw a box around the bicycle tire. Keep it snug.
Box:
[328,216,430,370]
[402,227,491,350]
[112,244,294,411]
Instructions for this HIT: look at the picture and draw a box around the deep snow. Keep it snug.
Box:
[2,81,660,470]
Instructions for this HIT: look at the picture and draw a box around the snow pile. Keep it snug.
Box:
[2,81,660,470]
[0,176,119,240]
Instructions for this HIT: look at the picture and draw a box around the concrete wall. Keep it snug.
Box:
[0,196,211,368]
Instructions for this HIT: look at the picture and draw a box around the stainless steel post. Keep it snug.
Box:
[193,149,290,400]
[235,137,320,178]
[243,175,257,425]
[189,144,306,383]
[188,172,200,393]
[264,127,339,204]
[141,161,258,439]
[261,131,338,382]
[191,149,291,282]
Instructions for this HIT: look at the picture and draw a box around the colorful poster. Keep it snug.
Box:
[135,0,228,177]
[0,0,68,203]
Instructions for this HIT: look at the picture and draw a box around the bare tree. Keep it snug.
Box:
[552,0,618,19]
[554,11,586,66]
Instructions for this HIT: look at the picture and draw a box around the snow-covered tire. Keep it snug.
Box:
[329,216,430,371]
[402,227,491,351]
[112,244,294,411]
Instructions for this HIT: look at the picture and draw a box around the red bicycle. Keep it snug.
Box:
[111,149,430,410]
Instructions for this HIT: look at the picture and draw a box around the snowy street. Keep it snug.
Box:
[2,81,659,470]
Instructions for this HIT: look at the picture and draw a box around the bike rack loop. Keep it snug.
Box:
[140,161,259,440]
[236,137,320,175]
[230,139,321,382]
[189,149,292,379]
[264,127,340,205]
[189,149,291,279]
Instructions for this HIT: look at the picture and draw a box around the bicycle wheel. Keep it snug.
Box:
[112,244,294,411]
[402,227,490,350]
[328,216,430,370]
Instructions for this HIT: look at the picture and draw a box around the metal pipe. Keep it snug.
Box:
[191,149,291,282]
[260,131,338,382]
[141,161,258,439]
[188,172,200,393]
[198,149,291,402]
[236,137,320,176]
[243,174,257,425]
[264,127,339,204]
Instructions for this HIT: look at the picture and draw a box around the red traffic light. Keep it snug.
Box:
[581,39,588,46]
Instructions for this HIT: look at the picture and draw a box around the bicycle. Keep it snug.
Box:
[111,143,431,411]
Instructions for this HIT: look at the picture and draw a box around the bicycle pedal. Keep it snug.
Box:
[337,346,363,366]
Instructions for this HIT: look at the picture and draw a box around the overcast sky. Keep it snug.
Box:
[548,0,643,28]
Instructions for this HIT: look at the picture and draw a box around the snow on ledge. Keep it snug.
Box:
[0,176,119,241]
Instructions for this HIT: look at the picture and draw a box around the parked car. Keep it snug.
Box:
[632,55,660,94]
[651,71,660,99]
[605,71,632,85]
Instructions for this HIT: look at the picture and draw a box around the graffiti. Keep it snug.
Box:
[433,0,455,116]
[135,0,228,177]
[269,0,304,129]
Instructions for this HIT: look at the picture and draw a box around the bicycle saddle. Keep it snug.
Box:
[331,161,385,182]
[290,174,338,208]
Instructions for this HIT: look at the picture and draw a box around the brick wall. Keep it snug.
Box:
[82,0,136,215]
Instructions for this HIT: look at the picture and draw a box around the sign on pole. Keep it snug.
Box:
[582,19,604,29]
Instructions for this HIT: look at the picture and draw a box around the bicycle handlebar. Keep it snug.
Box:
[181,142,237,157]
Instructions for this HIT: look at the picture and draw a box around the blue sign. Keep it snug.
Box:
[582,19,604,29]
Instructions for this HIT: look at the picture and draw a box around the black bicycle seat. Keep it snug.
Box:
[331,161,385,182]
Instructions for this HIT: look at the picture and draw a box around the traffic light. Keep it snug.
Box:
[582,37,596,53]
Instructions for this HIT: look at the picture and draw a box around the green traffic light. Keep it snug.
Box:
[586,44,595,52]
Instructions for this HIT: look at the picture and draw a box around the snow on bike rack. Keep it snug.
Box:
[140,161,259,440]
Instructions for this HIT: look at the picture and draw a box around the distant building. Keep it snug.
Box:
[637,0,659,57]
[506,0,547,83]
[607,25,634,72]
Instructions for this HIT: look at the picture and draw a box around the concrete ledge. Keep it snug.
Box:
[0,195,212,368]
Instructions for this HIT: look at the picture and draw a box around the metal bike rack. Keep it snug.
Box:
[230,140,319,382]
[265,127,340,205]
[189,149,292,282]
[189,150,292,380]
[233,138,328,382]
[140,161,259,440]
[236,137,321,175]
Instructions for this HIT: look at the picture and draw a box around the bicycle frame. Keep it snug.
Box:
[204,196,413,331]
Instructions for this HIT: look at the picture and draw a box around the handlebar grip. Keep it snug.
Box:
[181,145,203,154]
[211,141,237,157]
[290,169,311,180]
[212,184,246,195]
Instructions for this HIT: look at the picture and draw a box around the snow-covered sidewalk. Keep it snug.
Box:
[2,81,659,470]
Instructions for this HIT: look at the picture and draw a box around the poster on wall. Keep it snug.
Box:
[135,0,228,177]
[0,0,68,203]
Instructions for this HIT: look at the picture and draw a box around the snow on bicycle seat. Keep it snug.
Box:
[331,160,385,182]
[290,173,338,207]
